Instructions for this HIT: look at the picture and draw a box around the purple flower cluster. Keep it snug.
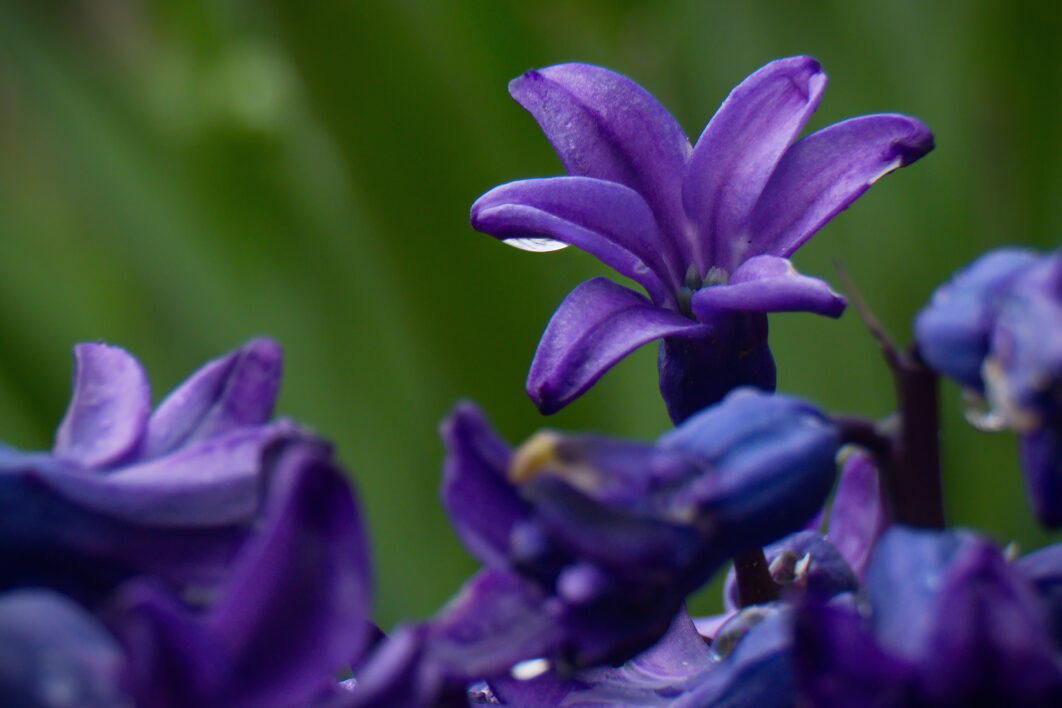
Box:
[3,55,1060,708]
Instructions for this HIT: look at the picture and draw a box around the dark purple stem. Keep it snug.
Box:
[734,547,780,606]
[833,262,945,528]
[886,347,945,528]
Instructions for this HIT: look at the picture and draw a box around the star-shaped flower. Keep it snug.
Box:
[472,56,933,421]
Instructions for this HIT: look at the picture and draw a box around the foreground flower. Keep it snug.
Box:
[471,56,933,421]
[0,339,296,601]
[0,438,371,707]
[115,438,371,707]
[915,247,1062,525]
[433,389,839,674]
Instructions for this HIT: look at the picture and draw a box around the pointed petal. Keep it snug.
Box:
[144,338,283,458]
[690,255,845,320]
[0,590,130,707]
[826,452,887,579]
[746,114,934,260]
[684,56,826,272]
[510,64,692,277]
[529,278,708,414]
[40,422,296,526]
[471,177,674,301]
[440,403,527,567]
[53,343,150,469]
[206,439,372,704]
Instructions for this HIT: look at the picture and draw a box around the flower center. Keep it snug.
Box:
[677,265,729,317]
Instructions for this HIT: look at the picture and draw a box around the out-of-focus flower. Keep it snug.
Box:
[434,388,839,674]
[114,438,372,708]
[0,437,373,708]
[795,526,1062,707]
[915,248,1062,526]
[0,339,298,601]
[472,56,933,421]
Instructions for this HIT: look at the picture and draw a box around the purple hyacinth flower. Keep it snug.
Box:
[114,437,372,708]
[796,526,1062,707]
[471,56,934,421]
[436,388,839,672]
[0,339,299,600]
[915,248,1062,526]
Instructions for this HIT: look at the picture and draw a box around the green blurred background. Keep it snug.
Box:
[0,0,1059,628]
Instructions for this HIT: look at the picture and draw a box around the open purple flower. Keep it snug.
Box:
[0,339,298,600]
[472,56,933,421]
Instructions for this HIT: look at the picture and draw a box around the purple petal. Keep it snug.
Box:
[39,422,296,526]
[693,612,733,640]
[344,625,450,708]
[509,63,692,279]
[683,56,826,273]
[863,526,969,662]
[118,439,372,707]
[0,452,247,594]
[913,248,1038,391]
[207,440,372,701]
[919,540,1062,704]
[491,609,714,707]
[690,255,845,320]
[660,389,840,548]
[746,114,934,261]
[1015,542,1062,645]
[144,338,283,458]
[53,343,150,470]
[440,402,527,567]
[794,601,911,708]
[528,278,708,414]
[470,177,675,302]
[673,606,794,708]
[426,568,564,681]
[0,590,130,707]
[826,451,887,579]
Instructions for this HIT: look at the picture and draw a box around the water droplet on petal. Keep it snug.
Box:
[503,237,569,253]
